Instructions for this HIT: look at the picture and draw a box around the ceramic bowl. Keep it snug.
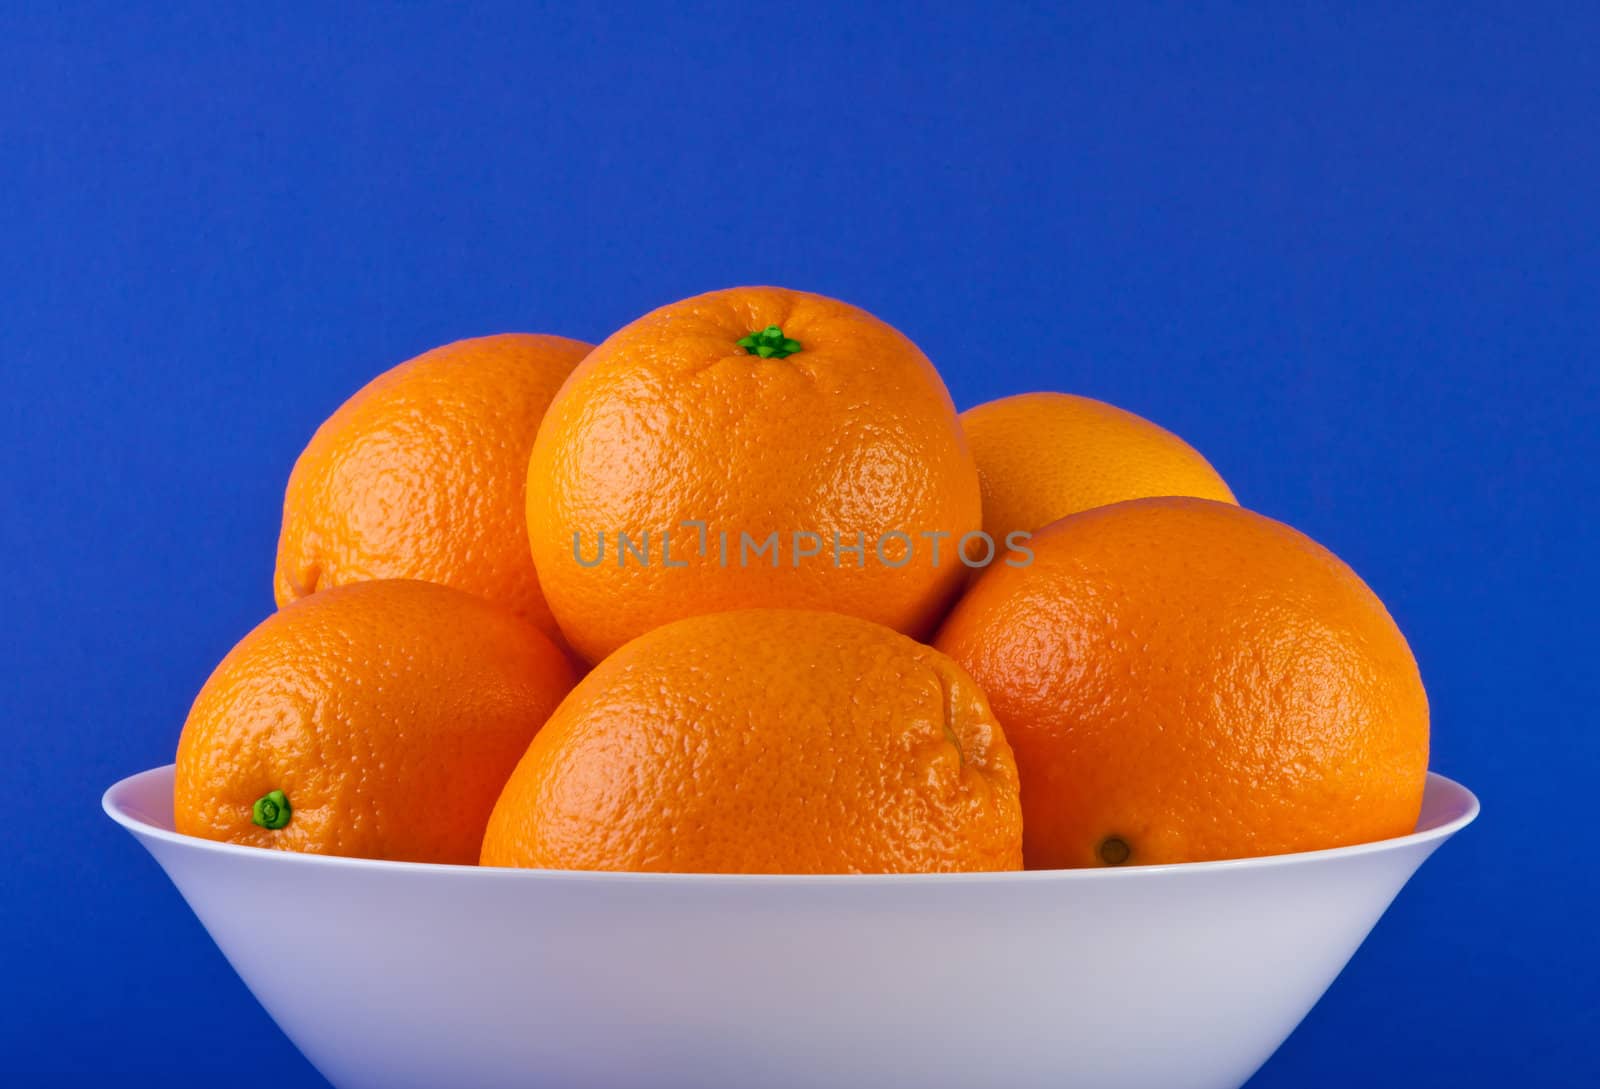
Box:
[106,765,1476,1089]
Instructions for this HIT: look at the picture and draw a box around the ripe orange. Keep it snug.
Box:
[481,609,1023,874]
[175,580,576,863]
[275,333,591,652]
[935,497,1429,868]
[960,392,1236,541]
[525,287,982,663]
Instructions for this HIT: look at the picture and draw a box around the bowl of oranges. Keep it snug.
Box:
[107,287,1477,1089]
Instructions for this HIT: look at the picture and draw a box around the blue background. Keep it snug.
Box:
[4,3,1596,1084]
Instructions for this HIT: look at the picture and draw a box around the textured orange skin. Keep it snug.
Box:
[481,609,1023,874]
[959,392,1236,541]
[175,580,576,864]
[935,498,1429,869]
[526,287,982,664]
[276,333,591,653]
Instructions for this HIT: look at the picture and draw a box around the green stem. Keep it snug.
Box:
[736,325,802,359]
[252,789,292,830]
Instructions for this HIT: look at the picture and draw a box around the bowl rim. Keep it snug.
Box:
[106,764,1477,885]
[106,764,1478,882]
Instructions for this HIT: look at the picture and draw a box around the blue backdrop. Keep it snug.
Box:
[4,3,1596,1085]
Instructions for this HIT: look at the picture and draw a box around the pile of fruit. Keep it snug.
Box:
[174,286,1429,873]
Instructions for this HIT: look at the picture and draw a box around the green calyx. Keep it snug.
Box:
[736,325,802,359]
[252,789,292,830]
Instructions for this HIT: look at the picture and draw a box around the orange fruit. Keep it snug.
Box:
[275,333,591,652]
[960,392,1236,541]
[526,287,982,663]
[935,497,1429,868]
[481,609,1023,874]
[175,579,576,863]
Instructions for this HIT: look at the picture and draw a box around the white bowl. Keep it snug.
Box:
[106,765,1476,1089]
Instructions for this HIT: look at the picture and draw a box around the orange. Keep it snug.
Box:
[959,392,1236,542]
[935,497,1429,868]
[481,609,1022,874]
[525,287,982,663]
[275,333,591,652]
[175,579,576,863]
